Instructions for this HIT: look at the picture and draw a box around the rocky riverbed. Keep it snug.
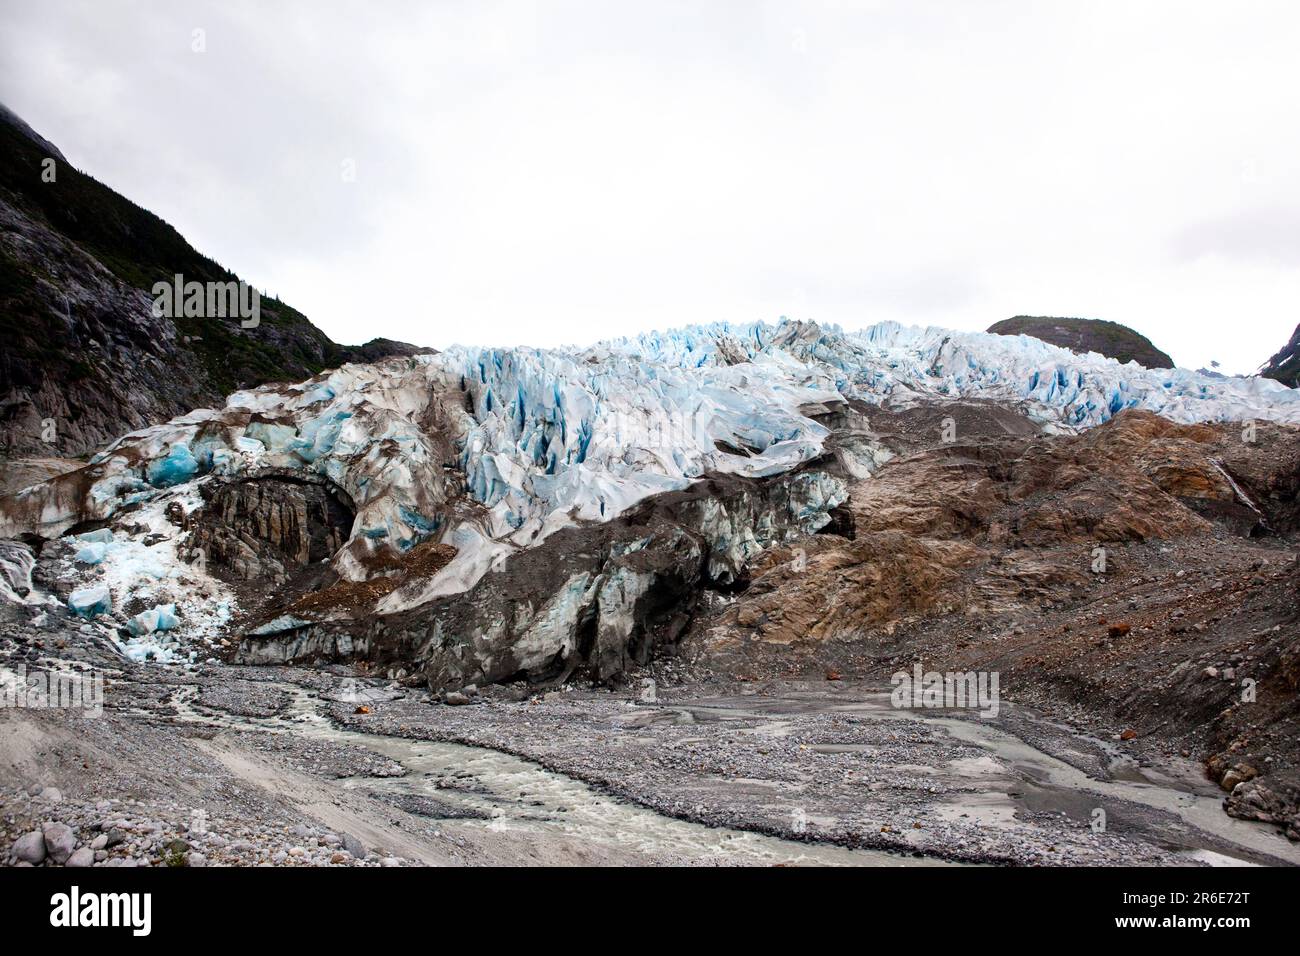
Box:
[4,611,1298,867]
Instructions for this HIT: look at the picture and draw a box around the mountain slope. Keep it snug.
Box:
[1260,323,1300,387]
[0,105,427,460]
[987,316,1174,369]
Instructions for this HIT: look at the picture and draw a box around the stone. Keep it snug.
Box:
[341,833,366,858]
[13,831,45,865]
[42,823,76,865]
[65,847,95,867]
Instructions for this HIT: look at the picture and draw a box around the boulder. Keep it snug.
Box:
[41,823,76,864]
[12,831,45,865]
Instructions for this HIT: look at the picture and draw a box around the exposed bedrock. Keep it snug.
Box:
[191,473,355,584]
[235,469,847,689]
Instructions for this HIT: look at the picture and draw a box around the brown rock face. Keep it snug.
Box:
[192,476,354,583]
[685,409,1298,674]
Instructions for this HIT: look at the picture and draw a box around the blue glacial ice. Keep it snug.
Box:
[127,603,179,636]
[68,585,111,618]
[74,542,108,564]
[146,443,200,488]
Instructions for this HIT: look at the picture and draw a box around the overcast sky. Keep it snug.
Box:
[3,0,1298,373]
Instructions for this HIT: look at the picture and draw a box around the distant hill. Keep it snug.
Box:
[0,104,429,459]
[987,316,1174,369]
[1259,323,1300,388]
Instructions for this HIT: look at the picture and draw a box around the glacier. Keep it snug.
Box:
[2,317,1298,646]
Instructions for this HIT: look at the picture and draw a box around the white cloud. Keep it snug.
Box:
[2,0,1297,372]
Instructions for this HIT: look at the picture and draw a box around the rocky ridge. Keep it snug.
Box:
[1260,322,1300,388]
[0,104,430,460]
[987,316,1174,369]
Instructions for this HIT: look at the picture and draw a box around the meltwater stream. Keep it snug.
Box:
[168,685,948,867]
